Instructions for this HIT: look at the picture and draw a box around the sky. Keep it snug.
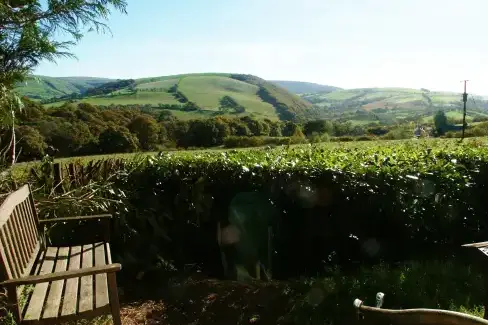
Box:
[35,0,488,94]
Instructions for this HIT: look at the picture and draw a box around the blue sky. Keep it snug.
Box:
[35,0,488,94]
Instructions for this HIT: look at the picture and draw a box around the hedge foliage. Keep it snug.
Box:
[49,139,484,279]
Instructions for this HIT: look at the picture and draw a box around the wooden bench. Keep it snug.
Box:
[354,292,488,325]
[0,185,122,325]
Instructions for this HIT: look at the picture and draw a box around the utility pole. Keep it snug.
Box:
[461,80,469,141]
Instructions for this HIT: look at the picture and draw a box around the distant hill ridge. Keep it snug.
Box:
[16,76,113,99]
[15,73,313,121]
[16,74,488,124]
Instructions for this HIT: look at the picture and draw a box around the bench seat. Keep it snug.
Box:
[21,243,113,324]
[0,185,122,325]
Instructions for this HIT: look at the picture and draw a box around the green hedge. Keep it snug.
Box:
[223,136,306,148]
[68,140,487,279]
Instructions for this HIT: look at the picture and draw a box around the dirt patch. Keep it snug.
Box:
[120,275,297,325]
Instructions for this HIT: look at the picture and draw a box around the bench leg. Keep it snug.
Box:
[107,273,122,325]
[6,284,20,324]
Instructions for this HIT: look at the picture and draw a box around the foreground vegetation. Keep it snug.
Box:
[3,137,488,324]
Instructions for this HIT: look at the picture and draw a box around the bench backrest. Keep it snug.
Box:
[0,185,40,281]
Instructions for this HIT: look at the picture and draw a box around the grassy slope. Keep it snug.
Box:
[305,88,464,109]
[40,73,311,121]
[179,76,277,119]
[70,92,178,106]
[14,76,113,99]
[265,81,312,115]
[301,87,488,125]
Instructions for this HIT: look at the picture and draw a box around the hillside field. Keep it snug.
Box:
[15,75,488,124]
[302,87,488,125]
[15,76,112,99]
[21,73,313,121]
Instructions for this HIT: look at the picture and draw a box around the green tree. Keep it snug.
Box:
[98,126,139,154]
[158,110,175,122]
[128,115,160,150]
[269,123,282,137]
[282,121,301,137]
[304,120,333,137]
[333,121,354,136]
[241,116,264,136]
[46,121,94,157]
[15,125,47,161]
[434,110,449,135]
[0,0,127,88]
[230,121,251,136]
[0,0,126,164]
[187,120,225,147]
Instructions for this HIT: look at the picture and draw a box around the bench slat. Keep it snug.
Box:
[42,247,69,319]
[3,220,22,278]
[78,244,94,313]
[105,242,112,264]
[24,247,57,321]
[94,242,109,308]
[23,199,39,240]
[11,208,29,270]
[18,203,36,256]
[17,204,37,266]
[0,226,18,278]
[61,245,81,317]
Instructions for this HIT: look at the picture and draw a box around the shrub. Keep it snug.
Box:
[308,132,330,144]
[29,141,488,284]
[223,136,292,148]
[355,135,376,141]
[71,141,488,279]
[331,136,354,142]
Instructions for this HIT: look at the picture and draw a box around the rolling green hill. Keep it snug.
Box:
[303,87,465,110]
[15,76,113,99]
[16,74,488,125]
[302,87,488,125]
[18,73,313,121]
[271,80,341,94]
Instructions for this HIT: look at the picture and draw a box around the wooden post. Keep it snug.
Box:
[108,272,122,325]
[6,284,20,324]
[103,160,109,180]
[53,163,63,193]
[67,163,76,188]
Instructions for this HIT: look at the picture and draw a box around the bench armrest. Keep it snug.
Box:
[39,214,112,224]
[1,263,121,286]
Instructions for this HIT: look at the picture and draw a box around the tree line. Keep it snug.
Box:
[13,99,410,162]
